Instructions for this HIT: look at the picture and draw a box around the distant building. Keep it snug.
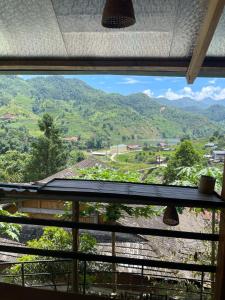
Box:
[212,150,225,161]
[0,113,16,121]
[110,144,127,154]
[63,136,79,142]
[157,142,168,149]
[205,142,216,148]
[203,154,212,159]
[17,157,108,220]
[127,144,142,151]
[91,151,108,156]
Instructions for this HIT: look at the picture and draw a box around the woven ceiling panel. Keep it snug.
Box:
[0,0,211,59]
[0,0,66,57]
[52,0,208,58]
[207,8,225,57]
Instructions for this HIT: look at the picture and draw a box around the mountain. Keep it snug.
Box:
[0,76,220,144]
[154,95,225,110]
[202,104,225,122]
[155,97,204,109]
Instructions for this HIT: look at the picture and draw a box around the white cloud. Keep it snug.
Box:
[143,89,154,98]
[154,77,164,81]
[163,88,184,100]
[158,85,225,101]
[208,79,217,85]
[119,77,140,84]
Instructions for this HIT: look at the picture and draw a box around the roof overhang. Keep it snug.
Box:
[0,0,224,82]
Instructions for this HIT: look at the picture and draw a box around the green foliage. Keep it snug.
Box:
[24,114,68,181]
[8,227,98,286]
[0,150,30,182]
[38,113,59,138]
[73,167,161,222]
[76,166,141,182]
[173,165,222,191]
[68,150,86,165]
[0,76,220,147]
[26,227,72,251]
[0,209,21,241]
[164,141,201,183]
[0,125,32,154]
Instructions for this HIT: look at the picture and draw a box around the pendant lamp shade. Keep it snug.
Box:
[163,206,179,226]
[102,0,136,28]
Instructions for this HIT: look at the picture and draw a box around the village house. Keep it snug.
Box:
[205,142,217,149]
[212,150,225,162]
[0,113,16,121]
[62,136,79,142]
[157,142,168,149]
[127,144,142,151]
[17,157,107,221]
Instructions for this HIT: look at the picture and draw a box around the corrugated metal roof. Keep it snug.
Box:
[38,157,107,183]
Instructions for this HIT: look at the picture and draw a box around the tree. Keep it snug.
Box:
[8,227,98,288]
[24,114,68,181]
[68,150,86,165]
[38,113,58,139]
[0,150,30,182]
[164,141,201,183]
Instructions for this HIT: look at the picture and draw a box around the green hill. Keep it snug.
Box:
[0,75,220,145]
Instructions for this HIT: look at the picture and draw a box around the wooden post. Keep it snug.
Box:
[72,201,79,293]
[214,161,225,299]
[211,209,216,293]
[111,222,117,294]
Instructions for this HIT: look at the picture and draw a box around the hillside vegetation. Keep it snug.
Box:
[0,76,221,145]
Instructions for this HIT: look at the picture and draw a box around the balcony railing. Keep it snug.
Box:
[0,179,223,299]
[0,259,214,299]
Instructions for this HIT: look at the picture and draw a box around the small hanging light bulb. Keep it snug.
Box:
[163,206,179,226]
[102,0,136,29]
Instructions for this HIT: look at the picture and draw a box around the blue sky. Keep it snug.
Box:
[23,75,225,101]
[68,75,225,101]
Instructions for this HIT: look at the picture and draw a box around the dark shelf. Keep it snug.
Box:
[39,179,224,209]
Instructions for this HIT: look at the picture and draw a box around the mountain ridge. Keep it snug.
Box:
[0,76,221,145]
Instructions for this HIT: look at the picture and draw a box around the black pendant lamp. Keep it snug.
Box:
[163,206,179,226]
[102,0,136,29]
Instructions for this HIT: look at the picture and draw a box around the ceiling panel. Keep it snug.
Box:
[63,32,172,58]
[52,0,209,59]
[53,0,177,58]
[207,8,225,57]
[0,0,67,57]
[169,0,208,57]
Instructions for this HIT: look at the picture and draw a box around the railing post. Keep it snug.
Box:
[83,260,86,295]
[214,159,225,300]
[72,201,79,293]
[141,265,144,295]
[200,272,204,300]
[21,262,25,287]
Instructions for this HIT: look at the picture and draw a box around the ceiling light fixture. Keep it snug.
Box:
[102,0,136,29]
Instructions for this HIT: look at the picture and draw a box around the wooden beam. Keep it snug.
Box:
[214,161,225,300]
[186,0,225,84]
[0,58,188,75]
[0,57,225,78]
